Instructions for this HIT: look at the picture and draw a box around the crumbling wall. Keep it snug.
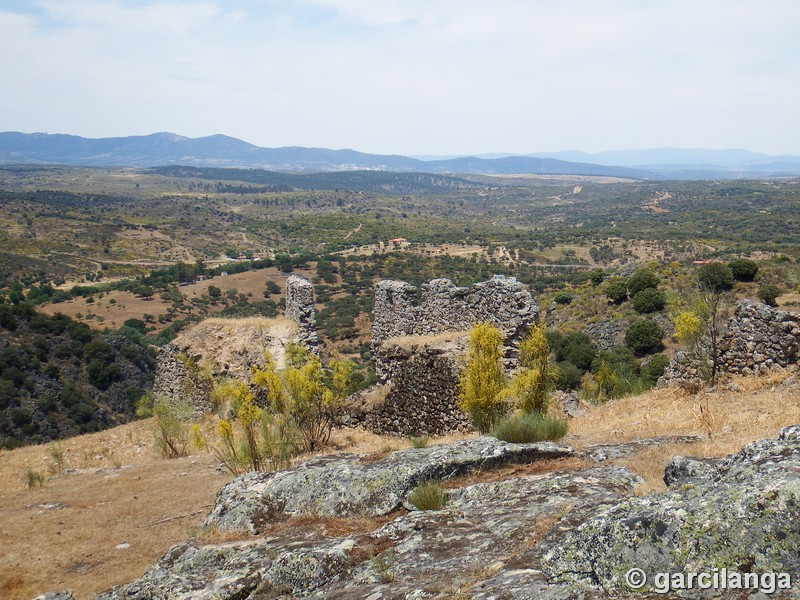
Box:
[363,335,472,436]
[152,317,299,413]
[285,275,318,351]
[371,275,538,379]
[660,300,800,386]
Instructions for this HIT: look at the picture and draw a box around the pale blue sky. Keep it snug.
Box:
[1,0,799,155]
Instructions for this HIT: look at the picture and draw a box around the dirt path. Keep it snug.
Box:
[343,222,363,240]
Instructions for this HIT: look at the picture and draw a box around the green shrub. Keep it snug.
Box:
[152,397,193,458]
[627,269,659,295]
[408,480,447,510]
[547,331,596,371]
[632,288,667,313]
[698,262,734,292]
[589,269,606,285]
[728,258,759,282]
[605,277,629,303]
[757,284,782,307]
[491,412,568,443]
[556,360,582,390]
[624,319,664,355]
[553,291,574,305]
[409,435,430,448]
[641,353,670,386]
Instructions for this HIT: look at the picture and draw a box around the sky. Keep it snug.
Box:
[1,0,799,156]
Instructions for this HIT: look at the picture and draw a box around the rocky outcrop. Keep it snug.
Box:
[661,300,800,387]
[99,464,640,600]
[284,275,318,352]
[203,436,575,533]
[542,424,800,597]
[97,425,800,599]
[365,333,471,436]
[371,275,538,378]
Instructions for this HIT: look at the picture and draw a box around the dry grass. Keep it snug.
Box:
[0,419,232,600]
[3,369,798,597]
[569,369,800,492]
[383,330,468,350]
[38,266,316,331]
[173,315,297,370]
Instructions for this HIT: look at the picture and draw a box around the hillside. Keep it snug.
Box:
[1,369,797,598]
[0,304,154,448]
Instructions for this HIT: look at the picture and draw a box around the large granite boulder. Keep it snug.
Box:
[203,436,575,532]
[542,424,800,597]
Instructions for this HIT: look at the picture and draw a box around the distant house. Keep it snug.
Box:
[193,275,208,283]
[389,238,407,244]
[220,271,229,277]
[692,260,711,265]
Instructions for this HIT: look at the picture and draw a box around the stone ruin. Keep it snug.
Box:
[284,274,318,352]
[372,275,539,377]
[365,275,539,436]
[153,275,317,411]
[660,299,800,387]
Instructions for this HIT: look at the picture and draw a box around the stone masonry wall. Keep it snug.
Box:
[284,275,318,352]
[660,299,800,386]
[371,275,538,379]
[364,337,472,436]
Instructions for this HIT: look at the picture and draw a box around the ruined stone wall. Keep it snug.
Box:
[152,317,299,413]
[284,275,318,351]
[371,275,538,379]
[660,300,800,386]
[363,337,472,436]
[718,300,800,374]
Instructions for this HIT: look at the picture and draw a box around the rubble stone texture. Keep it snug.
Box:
[661,299,800,387]
[365,335,471,436]
[284,275,319,351]
[371,275,538,379]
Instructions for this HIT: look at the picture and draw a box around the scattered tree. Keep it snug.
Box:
[757,284,782,307]
[728,258,759,282]
[698,262,734,292]
[627,269,660,295]
[632,288,667,314]
[624,319,664,355]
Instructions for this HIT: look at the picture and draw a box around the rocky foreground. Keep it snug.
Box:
[41,427,800,599]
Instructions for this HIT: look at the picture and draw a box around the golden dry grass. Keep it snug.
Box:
[2,369,798,597]
[568,369,800,492]
[0,419,233,600]
[0,419,475,599]
[383,330,468,350]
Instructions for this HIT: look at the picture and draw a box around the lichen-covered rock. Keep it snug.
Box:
[32,593,74,600]
[315,467,641,598]
[96,539,274,600]
[100,466,639,600]
[582,435,703,463]
[204,437,575,533]
[542,424,800,597]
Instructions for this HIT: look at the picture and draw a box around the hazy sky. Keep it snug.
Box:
[1,0,799,155]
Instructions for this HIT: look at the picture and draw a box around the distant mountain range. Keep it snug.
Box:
[2,131,799,180]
